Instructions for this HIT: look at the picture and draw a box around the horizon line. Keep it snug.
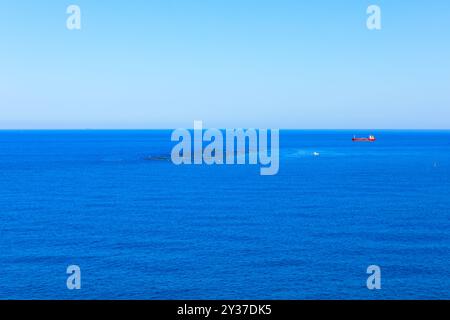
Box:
[0,128,449,131]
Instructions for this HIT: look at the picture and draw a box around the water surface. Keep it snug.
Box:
[0,130,449,299]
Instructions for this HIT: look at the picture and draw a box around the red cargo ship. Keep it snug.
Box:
[352,135,376,142]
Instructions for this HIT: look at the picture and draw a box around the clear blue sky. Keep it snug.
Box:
[1,0,449,129]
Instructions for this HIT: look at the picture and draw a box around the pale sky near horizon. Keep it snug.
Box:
[1,0,449,129]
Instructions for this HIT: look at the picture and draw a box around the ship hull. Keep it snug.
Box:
[352,138,376,142]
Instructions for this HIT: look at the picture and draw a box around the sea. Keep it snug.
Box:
[0,130,449,299]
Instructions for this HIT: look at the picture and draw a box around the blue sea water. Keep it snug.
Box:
[0,130,449,300]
